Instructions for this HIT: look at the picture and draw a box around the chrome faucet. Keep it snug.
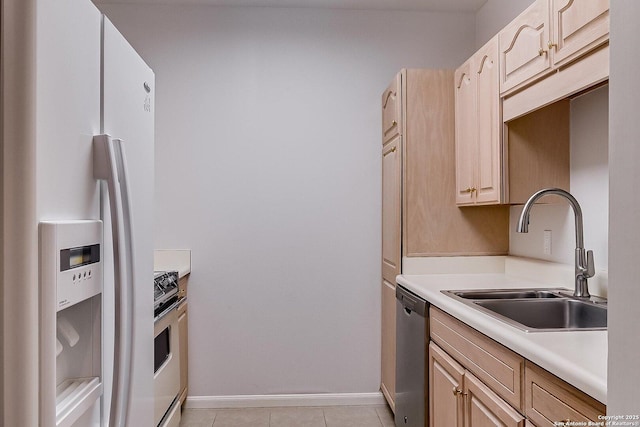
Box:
[517,188,595,298]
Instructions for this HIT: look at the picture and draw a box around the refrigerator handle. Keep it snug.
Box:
[94,134,135,427]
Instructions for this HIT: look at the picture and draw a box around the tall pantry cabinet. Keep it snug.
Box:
[380,69,509,410]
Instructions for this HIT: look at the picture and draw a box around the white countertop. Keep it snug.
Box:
[154,249,191,278]
[397,272,607,404]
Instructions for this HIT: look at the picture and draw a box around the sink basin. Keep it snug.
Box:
[475,299,607,331]
[442,288,607,332]
[450,289,563,300]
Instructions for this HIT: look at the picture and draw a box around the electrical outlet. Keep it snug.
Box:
[543,230,552,255]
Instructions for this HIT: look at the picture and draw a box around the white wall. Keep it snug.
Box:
[99,4,475,397]
[509,86,609,276]
[608,0,640,414]
[475,0,534,48]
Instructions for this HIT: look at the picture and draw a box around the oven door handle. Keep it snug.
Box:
[154,299,180,323]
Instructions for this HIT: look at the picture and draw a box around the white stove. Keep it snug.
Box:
[153,271,179,319]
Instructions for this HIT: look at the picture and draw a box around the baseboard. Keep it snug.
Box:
[185,392,386,409]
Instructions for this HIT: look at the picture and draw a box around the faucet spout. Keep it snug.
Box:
[516,188,594,298]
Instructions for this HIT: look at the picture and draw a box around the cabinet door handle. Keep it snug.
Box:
[390,146,397,153]
[548,41,558,50]
[452,387,463,396]
[538,48,548,56]
[392,120,397,126]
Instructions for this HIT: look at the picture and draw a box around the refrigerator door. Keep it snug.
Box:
[101,17,155,427]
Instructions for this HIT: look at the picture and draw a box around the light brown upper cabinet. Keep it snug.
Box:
[550,0,609,67]
[454,0,608,204]
[455,36,502,206]
[499,0,609,97]
[499,0,552,95]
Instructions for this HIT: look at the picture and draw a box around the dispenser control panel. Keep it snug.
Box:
[40,220,103,311]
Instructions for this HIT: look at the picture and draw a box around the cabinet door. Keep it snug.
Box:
[382,136,401,282]
[524,363,605,427]
[551,0,609,67]
[429,342,464,427]
[474,37,501,205]
[382,74,401,143]
[454,60,476,205]
[177,300,188,405]
[499,0,551,94]
[381,280,397,409]
[465,372,525,427]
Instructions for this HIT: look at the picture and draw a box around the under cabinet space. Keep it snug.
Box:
[505,100,570,204]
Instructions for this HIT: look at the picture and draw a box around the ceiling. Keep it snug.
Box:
[94,0,488,13]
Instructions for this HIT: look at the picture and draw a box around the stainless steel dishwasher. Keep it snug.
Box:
[395,285,428,427]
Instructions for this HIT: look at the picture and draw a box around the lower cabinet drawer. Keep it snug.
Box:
[524,362,605,427]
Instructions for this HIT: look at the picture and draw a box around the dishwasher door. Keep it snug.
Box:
[395,285,428,427]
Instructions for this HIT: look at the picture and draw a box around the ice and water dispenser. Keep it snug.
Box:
[39,220,104,427]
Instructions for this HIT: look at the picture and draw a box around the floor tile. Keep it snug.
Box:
[211,408,270,427]
[375,405,395,427]
[269,407,326,427]
[180,408,217,427]
[323,406,383,427]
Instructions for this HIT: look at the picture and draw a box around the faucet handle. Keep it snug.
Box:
[586,250,595,278]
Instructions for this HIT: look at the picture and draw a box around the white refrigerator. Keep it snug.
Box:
[2,0,155,426]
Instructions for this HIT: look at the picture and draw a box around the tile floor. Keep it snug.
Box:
[179,405,395,427]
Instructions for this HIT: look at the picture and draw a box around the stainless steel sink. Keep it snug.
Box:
[449,289,563,300]
[475,299,606,331]
[442,288,607,332]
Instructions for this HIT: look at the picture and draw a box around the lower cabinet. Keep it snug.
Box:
[465,372,525,427]
[380,279,396,409]
[524,363,606,427]
[429,342,524,427]
[429,342,464,427]
[177,298,189,406]
[428,308,605,427]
